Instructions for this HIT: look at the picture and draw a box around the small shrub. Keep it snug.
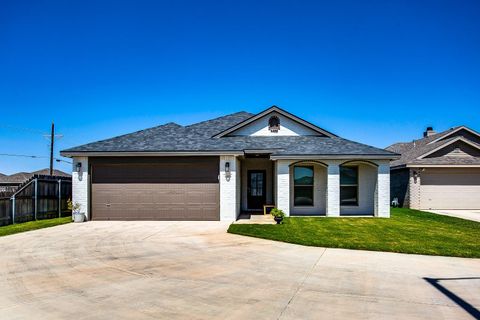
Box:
[270,208,285,219]
[67,198,81,213]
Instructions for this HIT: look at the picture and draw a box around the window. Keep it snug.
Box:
[294,166,313,206]
[268,116,280,132]
[340,166,358,206]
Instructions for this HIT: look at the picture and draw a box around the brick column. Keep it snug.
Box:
[219,155,238,221]
[376,160,391,217]
[72,157,89,220]
[276,160,291,216]
[326,161,340,217]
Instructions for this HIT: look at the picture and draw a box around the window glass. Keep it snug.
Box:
[294,166,314,185]
[340,166,357,185]
[340,166,358,206]
[294,166,314,206]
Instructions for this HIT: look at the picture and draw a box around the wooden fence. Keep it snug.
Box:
[0,175,72,226]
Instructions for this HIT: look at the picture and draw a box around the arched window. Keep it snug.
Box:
[268,116,280,132]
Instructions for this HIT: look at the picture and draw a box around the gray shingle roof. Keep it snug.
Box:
[61,111,397,157]
[386,126,480,167]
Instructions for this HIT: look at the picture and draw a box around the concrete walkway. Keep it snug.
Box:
[0,221,479,319]
[427,209,480,222]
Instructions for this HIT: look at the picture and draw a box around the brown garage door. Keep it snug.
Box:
[420,168,480,209]
[90,157,219,220]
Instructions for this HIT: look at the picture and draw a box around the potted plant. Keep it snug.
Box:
[68,198,85,223]
[270,208,285,224]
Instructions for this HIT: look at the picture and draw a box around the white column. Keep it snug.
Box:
[276,160,291,216]
[219,155,238,221]
[376,160,391,217]
[326,160,340,217]
[72,157,89,220]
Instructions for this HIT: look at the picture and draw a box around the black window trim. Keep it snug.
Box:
[293,165,314,207]
[340,165,359,207]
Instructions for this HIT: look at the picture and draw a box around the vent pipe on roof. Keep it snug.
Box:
[423,126,435,137]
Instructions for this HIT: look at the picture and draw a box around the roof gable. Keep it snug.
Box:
[428,126,480,145]
[212,106,337,138]
[419,137,480,159]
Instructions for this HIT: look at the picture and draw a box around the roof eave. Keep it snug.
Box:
[269,154,400,160]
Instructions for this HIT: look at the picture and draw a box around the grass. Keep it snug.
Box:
[0,217,71,237]
[228,208,480,258]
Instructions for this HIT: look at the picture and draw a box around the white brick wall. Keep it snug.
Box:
[72,157,89,220]
[408,169,421,209]
[325,160,340,216]
[375,160,391,217]
[219,155,239,221]
[276,160,291,216]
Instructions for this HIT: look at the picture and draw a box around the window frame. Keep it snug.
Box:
[293,165,314,207]
[340,165,359,207]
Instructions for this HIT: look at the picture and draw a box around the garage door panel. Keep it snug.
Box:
[420,168,480,210]
[92,183,219,220]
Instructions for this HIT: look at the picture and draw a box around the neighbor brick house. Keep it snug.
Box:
[61,106,398,221]
[387,126,480,210]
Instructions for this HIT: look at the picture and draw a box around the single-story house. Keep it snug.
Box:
[386,126,480,210]
[60,106,398,221]
[0,169,70,193]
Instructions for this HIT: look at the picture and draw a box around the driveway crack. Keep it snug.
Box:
[277,248,327,319]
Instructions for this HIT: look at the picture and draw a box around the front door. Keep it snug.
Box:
[247,170,266,210]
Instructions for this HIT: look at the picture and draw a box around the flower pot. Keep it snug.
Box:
[274,216,283,224]
[73,212,85,223]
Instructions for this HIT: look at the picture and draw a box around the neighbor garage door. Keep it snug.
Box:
[420,168,480,209]
[90,157,219,220]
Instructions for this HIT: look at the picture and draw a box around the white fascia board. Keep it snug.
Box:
[406,164,480,168]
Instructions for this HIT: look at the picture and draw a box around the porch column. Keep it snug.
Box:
[326,160,340,217]
[375,160,391,217]
[219,155,239,221]
[276,160,290,216]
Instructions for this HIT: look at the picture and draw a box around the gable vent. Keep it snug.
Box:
[268,116,280,133]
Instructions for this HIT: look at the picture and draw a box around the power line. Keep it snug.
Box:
[0,153,72,164]
[0,124,48,135]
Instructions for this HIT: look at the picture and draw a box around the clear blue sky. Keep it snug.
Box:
[1,0,479,174]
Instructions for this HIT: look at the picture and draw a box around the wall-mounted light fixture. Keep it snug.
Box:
[76,162,82,173]
[225,162,230,174]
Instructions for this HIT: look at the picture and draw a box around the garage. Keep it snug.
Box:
[420,168,480,209]
[90,157,220,220]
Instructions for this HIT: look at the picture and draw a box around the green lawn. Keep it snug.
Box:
[0,217,71,237]
[228,208,480,258]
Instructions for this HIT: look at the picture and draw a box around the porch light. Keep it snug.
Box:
[225,162,230,174]
[76,162,82,173]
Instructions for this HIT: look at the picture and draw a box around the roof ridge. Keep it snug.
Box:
[185,111,253,128]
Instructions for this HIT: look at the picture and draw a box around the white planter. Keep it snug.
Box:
[73,212,85,223]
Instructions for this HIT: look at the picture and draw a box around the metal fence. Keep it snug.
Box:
[0,175,72,226]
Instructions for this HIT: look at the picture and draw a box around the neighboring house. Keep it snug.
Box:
[386,126,480,210]
[0,169,70,192]
[60,106,398,221]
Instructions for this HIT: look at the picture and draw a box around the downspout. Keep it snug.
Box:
[58,179,62,218]
[34,178,38,220]
[11,195,15,224]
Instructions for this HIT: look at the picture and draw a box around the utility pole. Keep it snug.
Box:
[49,122,54,175]
[43,122,63,175]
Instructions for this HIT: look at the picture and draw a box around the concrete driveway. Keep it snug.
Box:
[427,209,480,222]
[0,222,479,320]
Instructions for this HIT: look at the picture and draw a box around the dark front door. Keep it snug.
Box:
[247,170,266,210]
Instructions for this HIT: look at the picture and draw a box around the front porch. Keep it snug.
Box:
[219,155,391,221]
